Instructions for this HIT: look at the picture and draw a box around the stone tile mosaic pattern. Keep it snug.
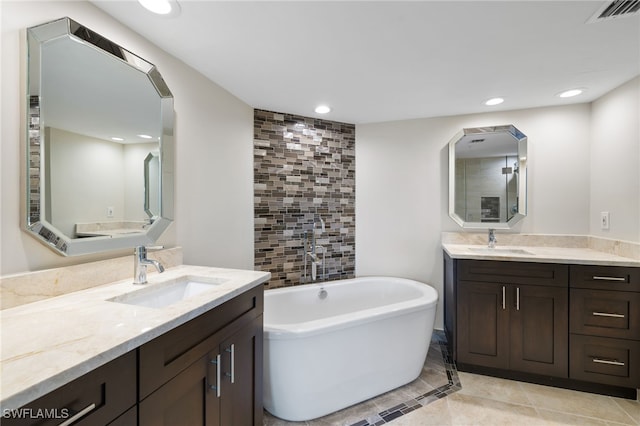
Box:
[254,109,356,288]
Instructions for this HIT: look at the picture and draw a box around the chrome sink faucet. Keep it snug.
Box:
[488,229,497,248]
[134,246,165,284]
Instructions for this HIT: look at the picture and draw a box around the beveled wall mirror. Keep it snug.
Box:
[448,125,527,229]
[25,17,174,255]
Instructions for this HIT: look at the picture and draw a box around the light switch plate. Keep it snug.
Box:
[600,211,610,230]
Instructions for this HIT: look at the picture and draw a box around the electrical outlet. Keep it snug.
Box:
[107,206,114,218]
[600,211,610,230]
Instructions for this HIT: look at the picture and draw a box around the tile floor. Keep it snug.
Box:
[264,332,640,426]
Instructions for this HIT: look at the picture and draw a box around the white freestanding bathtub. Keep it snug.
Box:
[263,276,438,421]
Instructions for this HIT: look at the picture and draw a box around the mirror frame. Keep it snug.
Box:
[25,17,174,256]
[448,125,527,229]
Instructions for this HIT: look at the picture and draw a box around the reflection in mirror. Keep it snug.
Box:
[448,125,527,229]
[144,152,160,220]
[25,17,174,255]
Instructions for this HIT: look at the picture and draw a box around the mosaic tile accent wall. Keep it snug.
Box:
[254,109,356,289]
[29,96,41,225]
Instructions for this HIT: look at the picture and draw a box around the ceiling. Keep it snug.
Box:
[91,0,640,125]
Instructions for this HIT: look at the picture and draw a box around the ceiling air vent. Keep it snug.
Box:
[587,0,640,23]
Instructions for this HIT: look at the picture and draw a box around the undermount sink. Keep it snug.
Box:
[109,276,228,308]
[468,247,535,256]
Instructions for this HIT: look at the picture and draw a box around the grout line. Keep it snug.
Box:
[610,396,640,426]
[346,331,461,426]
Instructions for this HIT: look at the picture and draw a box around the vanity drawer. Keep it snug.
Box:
[138,285,263,399]
[3,351,136,426]
[570,334,640,387]
[570,265,640,292]
[570,289,640,339]
[458,260,568,287]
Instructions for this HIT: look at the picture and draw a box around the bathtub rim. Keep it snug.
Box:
[264,276,438,340]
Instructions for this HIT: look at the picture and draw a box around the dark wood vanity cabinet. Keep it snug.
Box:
[453,259,569,377]
[5,285,264,426]
[569,265,640,388]
[138,284,264,426]
[1,351,137,426]
[445,253,640,397]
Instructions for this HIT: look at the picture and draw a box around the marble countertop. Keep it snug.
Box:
[0,265,270,411]
[443,243,640,267]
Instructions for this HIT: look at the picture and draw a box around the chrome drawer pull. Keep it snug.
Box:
[58,403,96,426]
[209,354,221,397]
[592,358,625,366]
[592,276,627,282]
[502,286,505,310]
[592,312,625,318]
[226,344,235,383]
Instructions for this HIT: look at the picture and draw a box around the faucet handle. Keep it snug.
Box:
[135,245,164,253]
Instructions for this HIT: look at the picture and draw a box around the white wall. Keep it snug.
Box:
[356,104,593,329]
[48,128,126,236]
[1,1,254,275]
[590,76,640,242]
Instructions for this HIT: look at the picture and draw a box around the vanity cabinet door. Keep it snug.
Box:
[219,316,263,426]
[510,285,568,377]
[139,316,263,426]
[457,281,509,369]
[139,354,221,426]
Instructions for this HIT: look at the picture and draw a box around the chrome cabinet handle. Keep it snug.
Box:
[226,344,235,384]
[592,357,625,366]
[58,403,96,426]
[593,312,625,318]
[502,286,506,310]
[516,287,520,311]
[209,354,221,397]
[592,276,627,282]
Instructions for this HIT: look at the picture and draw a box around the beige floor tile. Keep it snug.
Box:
[307,399,379,426]
[457,371,531,406]
[367,386,419,412]
[264,412,308,426]
[612,397,640,425]
[447,392,543,425]
[388,397,452,425]
[536,408,611,425]
[519,382,636,425]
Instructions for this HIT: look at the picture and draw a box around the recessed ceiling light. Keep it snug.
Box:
[314,105,331,114]
[485,97,504,106]
[138,134,153,139]
[138,0,181,16]
[558,89,584,98]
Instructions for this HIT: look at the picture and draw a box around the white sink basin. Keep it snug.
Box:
[109,276,227,308]
[469,247,534,256]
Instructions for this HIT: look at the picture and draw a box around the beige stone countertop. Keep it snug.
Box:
[0,265,270,411]
[442,243,640,267]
